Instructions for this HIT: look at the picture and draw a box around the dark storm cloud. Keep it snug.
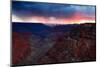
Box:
[12,1,95,20]
[12,1,76,18]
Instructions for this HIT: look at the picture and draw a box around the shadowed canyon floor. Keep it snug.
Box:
[12,23,96,66]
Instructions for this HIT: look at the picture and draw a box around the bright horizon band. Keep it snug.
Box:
[12,1,96,24]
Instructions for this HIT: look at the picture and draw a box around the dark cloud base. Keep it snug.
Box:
[12,1,95,19]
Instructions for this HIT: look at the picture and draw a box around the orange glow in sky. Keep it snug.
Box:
[12,12,95,24]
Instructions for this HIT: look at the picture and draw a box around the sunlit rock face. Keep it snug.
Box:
[12,32,32,65]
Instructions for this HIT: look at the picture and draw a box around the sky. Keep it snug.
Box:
[12,1,96,24]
